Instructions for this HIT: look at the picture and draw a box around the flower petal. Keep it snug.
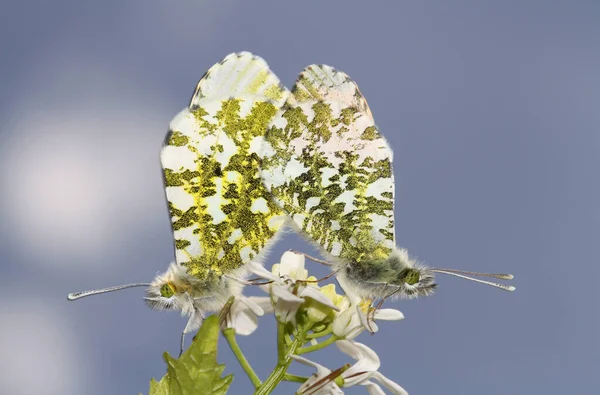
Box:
[247,261,282,282]
[221,297,264,336]
[362,381,387,395]
[332,307,354,337]
[290,354,329,373]
[357,305,379,334]
[279,251,308,280]
[371,372,409,395]
[373,308,404,321]
[300,286,340,311]
[248,296,273,314]
[291,355,344,395]
[299,377,344,395]
[231,306,259,336]
[332,304,365,339]
[338,297,351,311]
[342,371,372,388]
[271,263,282,276]
[280,251,305,268]
[239,296,265,316]
[271,284,304,303]
[274,298,302,323]
[337,340,380,373]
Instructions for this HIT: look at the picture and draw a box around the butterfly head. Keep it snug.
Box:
[385,248,437,299]
[388,247,516,298]
[144,262,194,313]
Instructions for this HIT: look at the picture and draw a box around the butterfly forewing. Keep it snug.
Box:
[260,65,396,264]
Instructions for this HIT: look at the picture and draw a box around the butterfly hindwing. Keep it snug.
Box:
[260,65,395,264]
[162,52,289,280]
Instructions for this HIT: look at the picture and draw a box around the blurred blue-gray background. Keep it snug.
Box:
[1,1,597,394]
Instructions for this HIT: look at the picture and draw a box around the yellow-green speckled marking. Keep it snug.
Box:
[162,52,288,281]
[259,65,395,267]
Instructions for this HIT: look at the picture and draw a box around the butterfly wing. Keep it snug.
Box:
[161,52,289,280]
[189,52,288,107]
[260,65,396,264]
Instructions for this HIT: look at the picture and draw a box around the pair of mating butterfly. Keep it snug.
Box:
[69,52,514,351]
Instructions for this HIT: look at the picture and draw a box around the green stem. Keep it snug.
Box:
[254,334,304,395]
[305,326,333,339]
[277,321,287,364]
[297,335,338,354]
[284,332,294,346]
[222,328,261,388]
[284,373,309,383]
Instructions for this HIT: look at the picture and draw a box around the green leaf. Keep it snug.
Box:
[147,315,233,395]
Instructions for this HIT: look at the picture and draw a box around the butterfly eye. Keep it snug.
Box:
[160,283,175,298]
[401,269,420,285]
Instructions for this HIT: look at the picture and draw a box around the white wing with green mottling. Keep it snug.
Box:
[190,52,288,107]
[162,52,289,281]
[259,65,396,265]
[292,64,374,120]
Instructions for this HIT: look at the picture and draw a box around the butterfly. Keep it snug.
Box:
[258,64,514,302]
[68,52,289,353]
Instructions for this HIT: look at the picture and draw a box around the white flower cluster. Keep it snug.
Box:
[292,341,407,395]
[222,251,408,395]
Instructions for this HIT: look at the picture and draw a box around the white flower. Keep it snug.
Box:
[292,340,408,395]
[272,250,309,280]
[220,295,272,335]
[247,252,338,323]
[290,354,344,395]
[333,297,404,339]
[337,340,407,394]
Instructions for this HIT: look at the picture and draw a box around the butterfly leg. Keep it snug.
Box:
[288,250,332,266]
[180,308,204,356]
[224,273,273,286]
[179,331,186,357]
[302,267,341,284]
[364,283,401,333]
[247,278,275,285]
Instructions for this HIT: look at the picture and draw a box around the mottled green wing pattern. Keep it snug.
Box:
[260,65,395,264]
[190,52,287,107]
[292,64,374,121]
[162,53,289,280]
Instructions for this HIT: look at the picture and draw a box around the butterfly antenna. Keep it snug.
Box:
[432,268,513,280]
[431,270,515,292]
[67,283,152,300]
